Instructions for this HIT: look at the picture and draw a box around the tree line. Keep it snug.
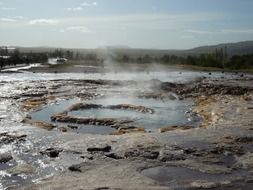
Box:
[0,48,48,68]
[0,48,99,68]
[115,47,253,70]
[1,46,253,70]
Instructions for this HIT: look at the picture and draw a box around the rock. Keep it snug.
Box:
[68,164,82,172]
[87,145,111,153]
[159,125,193,133]
[160,82,185,91]
[20,92,48,98]
[138,92,166,100]
[58,126,68,132]
[105,153,123,160]
[159,149,185,162]
[80,155,93,160]
[236,153,253,169]
[243,95,252,101]
[107,104,154,114]
[168,93,177,100]
[67,125,78,129]
[68,103,102,111]
[68,162,96,173]
[235,136,253,143]
[40,148,63,158]
[110,126,146,135]
[124,149,159,160]
[191,180,217,188]
[0,153,13,163]
[0,133,26,145]
[210,145,244,155]
[7,164,35,175]
[51,115,133,129]
[32,121,56,130]
[183,148,197,154]
[21,97,51,110]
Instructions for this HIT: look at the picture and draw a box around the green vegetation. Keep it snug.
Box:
[114,47,253,71]
[1,46,253,72]
[0,47,48,68]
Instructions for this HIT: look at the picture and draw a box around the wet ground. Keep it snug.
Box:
[0,70,253,190]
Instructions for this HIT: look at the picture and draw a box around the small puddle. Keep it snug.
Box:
[141,166,249,189]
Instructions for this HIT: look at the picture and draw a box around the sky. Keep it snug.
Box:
[0,0,253,49]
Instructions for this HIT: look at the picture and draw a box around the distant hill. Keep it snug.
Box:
[187,41,253,56]
[2,41,253,57]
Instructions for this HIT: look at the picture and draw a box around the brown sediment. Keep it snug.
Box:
[67,103,155,114]
[193,96,220,127]
[159,125,193,133]
[30,121,56,130]
[21,95,56,111]
[107,104,154,114]
[110,126,146,135]
[51,114,134,129]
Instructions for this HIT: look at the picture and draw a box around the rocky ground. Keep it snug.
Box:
[1,75,253,190]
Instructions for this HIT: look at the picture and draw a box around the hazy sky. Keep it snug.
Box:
[0,0,253,49]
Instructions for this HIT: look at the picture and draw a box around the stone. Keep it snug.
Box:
[67,125,78,129]
[87,145,111,153]
[7,164,36,175]
[68,103,102,111]
[235,136,253,143]
[0,153,13,163]
[32,121,56,130]
[191,180,217,188]
[40,148,63,158]
[58,126,68,132]
[236,153,253,169]
[68,164,82,172]
[159,150,185,162]
[51,115,133,129]
[105,153,123,160]
[159,125,193,133]
[168,93,177,100]
[110,126,146,135]
[0,133,26,145]
[107,104,154,114]
[124,149,159,160]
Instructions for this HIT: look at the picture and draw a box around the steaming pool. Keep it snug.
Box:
[31,95,200,135]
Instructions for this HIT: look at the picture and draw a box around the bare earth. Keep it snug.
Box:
[1,75,253,190]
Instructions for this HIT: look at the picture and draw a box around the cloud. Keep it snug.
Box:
[58,13,221,26]
[221,29,253,34]
[67,2,97,11]
[29,19,58,25]
[186,28,253,36]
[0,18,17,22]
[66,26,92,33]
[81,2,98,6]
[186,29,216,35]
[67,7,83,11]
[0,7,16,11]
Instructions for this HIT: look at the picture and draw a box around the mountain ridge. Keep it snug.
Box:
[2,41,253,57]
